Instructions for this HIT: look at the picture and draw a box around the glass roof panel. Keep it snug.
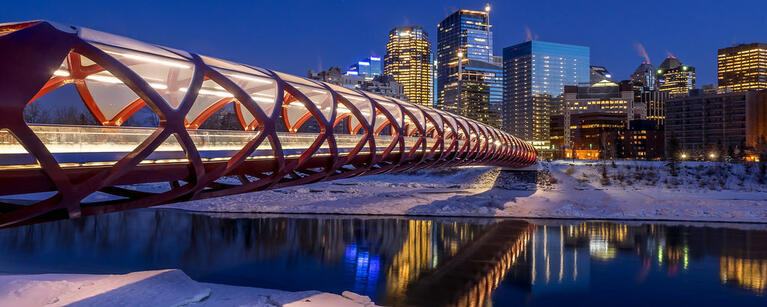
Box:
[94,43,194,110]
[80,28,185,60]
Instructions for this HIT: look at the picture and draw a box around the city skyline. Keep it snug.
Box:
[4,0,766,87]
[2,7,767,306]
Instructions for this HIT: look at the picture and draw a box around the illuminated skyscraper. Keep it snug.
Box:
[656,57,695,98]
[590,66,612,84]
[436,8,502,128]
[631,62,656,91]
[384,26,433,106]
[718,43,767,91]
[631,62,666,126]
[503,41,589,146]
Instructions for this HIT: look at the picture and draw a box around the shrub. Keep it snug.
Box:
[564,166,575,176]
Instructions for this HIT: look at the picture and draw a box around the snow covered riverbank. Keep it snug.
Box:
[164,161,767,223]
[0,270,379,307]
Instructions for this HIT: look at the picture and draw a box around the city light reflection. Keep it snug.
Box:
[0,211,764,304]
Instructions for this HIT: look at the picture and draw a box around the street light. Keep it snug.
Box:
[680,153,687,160]
[709,152,717,160]
[485,4,491,12]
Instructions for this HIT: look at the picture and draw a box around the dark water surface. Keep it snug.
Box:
[0,209,765,306]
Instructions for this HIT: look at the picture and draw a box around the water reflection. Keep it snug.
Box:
[0,210,765,306]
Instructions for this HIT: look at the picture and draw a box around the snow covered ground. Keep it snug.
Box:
[0,269,379,307]
[163,161,767,223]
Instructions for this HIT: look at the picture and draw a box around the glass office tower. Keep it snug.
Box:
[503,41,589,145]
[346,56,382,80]
[384,26,433,106]
[436,9,502,128]
[718,43,767,91]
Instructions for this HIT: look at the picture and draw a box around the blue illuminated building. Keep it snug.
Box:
[346,56,382,80]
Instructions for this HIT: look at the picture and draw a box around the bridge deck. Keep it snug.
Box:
[0,125,453,169]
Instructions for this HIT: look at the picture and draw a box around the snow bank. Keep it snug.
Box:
[0,269,378,307]
[163,162,767,223]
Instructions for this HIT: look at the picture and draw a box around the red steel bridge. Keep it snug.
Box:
[0,21,537,228]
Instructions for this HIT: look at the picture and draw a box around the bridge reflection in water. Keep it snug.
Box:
[0,212,765,306]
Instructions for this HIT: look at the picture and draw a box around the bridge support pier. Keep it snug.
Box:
[493,164,541,190]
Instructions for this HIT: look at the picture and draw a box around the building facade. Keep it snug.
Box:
[630,62,667,127]
[550,112,625,160]
[346,56,382,80]
[665,90,767,160]
[554,81,644,158]
[656,57,695,98]
[590,66,612,84]
[384,26,433,106]
[631,62,656,91]
[639,89,668,126]
[718,43,767,92]
[503,41,590,148]
[436,9,502,128]
[622,119,665,160]
[308,67,364,88]
[308,67,406,100]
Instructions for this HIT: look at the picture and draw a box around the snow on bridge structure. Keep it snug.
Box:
[0,21,537,228]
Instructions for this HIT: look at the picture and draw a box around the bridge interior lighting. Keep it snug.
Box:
[229,74,272,84]
[85,74,123,84]
[179,87,233,98]
[251,96,274,103]
[148,83,167,90]
[105,50,191,69]
[344,96,367,102]
[252,91,273,96]
[53,69,70,77]
[86,74,167,90]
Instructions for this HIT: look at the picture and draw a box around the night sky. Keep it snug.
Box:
[3,0,767,85]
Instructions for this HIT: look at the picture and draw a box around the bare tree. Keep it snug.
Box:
[24,103,51,123]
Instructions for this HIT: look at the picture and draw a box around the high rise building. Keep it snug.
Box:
[656,57,695,98]
[631,62,656,91]
[346,56,382,80]
[384,26,433,106]
[718,43,767,91]
[639,89,668,126]
[630,62,667,126]
[589,66,612,84]
[432,58,438,107]
[503,40,590,147]
[436,9,502,128]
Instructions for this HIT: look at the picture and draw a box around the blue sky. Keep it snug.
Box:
[3,0,767,85]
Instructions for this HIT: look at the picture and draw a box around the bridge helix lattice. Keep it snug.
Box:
[0,21,537,228]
